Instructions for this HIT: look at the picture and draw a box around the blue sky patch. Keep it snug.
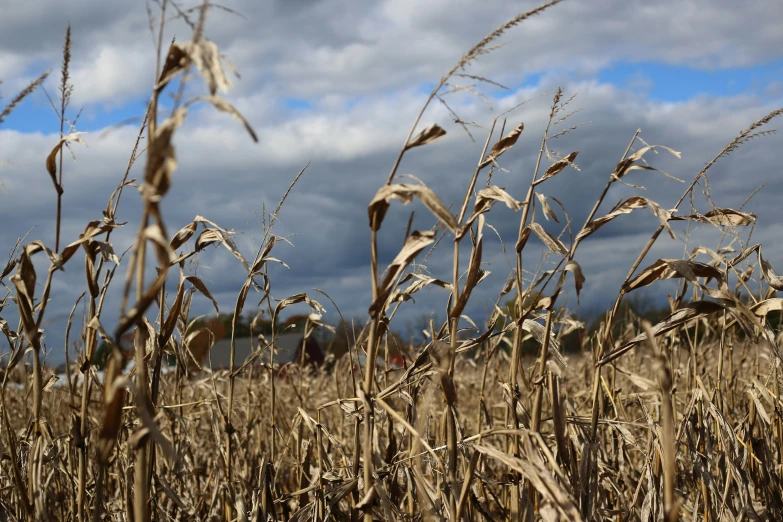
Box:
[282,97,314,110]
[597,59,783,101]
[1,91,150,134]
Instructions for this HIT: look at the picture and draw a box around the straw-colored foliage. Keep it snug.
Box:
[1,2,783,521]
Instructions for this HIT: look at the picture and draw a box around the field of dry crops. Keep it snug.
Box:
[2,1,783,521]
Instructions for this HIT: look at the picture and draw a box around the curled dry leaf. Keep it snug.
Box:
[405,123,447,150]
[143,225,177,268]
[248,237,279,275]
[46,132,87,193]
[273,293,326,322]
[118,376,178,465]
[729,244,783,290]
[176,39,232,96]
[452,215,485,317]
[144,107,187,201]
[170,221,198,251]
[748,298,783,318]
[96,349,127,465]
[161,271,186,346]
[479,122,524,169]
[115,269,169,340]
[504,319,567,369]
[11,270,37,350]
[611,144,681,181]
[479,185,524,211]
[1,258,17,281]
[565,260,585,299]
[690,246,725,266]
[533,151,579,186]
[724,298,783,331]
[625,259,728,299]
[94,241,119,265]
[748,389,771,425]
[155,42,189,93]
[390,273,454,305]
[42,374,59,392]
[516,225,531,253]
[60,220,123,266]
[599,301,728,366]
[529,223,568,255]
[197,96,258,142]
[535,193,560,223]
[194,223,249,271]
[368,183,459,234]
[84,242,101,299]
[670,208,756,227]
[473,443,582,521]
[370,231,436,316]
[185,276,220,314]
[577,196,675,241]
[463,186,523,234]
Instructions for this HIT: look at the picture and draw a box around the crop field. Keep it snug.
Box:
[1,1,783,521]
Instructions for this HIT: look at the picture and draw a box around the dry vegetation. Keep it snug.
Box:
[2,1,783,521]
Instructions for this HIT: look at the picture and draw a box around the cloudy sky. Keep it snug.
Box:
[1,0,782,365]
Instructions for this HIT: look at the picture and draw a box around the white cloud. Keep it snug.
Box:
[70,44,154,106]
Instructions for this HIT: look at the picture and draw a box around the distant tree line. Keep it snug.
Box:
[90,294,696,371]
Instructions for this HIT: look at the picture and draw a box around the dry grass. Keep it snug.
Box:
[2,1,783,521]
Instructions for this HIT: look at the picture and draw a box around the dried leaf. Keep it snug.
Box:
[143,108,187,201]
[729,244,783,291]
[42,374,59,392]
[96,349,127,464]
[273,293,326,322]
[480,122,524,168]
[60,220,122,265]
[599,301,727,366]
[477,185,524,211]
[505,319,567,369]
[473,443,582,521]
[748,298,783,318]
[143,225,177,268]
[406,123,447,150]
[177,39,232,95]
[169,221,197,251]
[724,297,783,332]
[670,208,756,227]
[155,42,189,93]
[46,132,87,193]
[529,223,567,255]
[463,185,523,232]
[197,96,258,142]
[625,259,727,299]
[160,272,185,346]
[370,231,435,315]
[577,196,674,241]
[193,217,249,271]
[452,214,484,317]
[747,389,771,425]
[10,272,37,350]
[185,276,220,314]
[565,260,585,299]
[368,183,459,234]
[516,225,531,253]
[536,193,560,223]
[611,144,681,181]
[391,273,454,304]
[533,151,578,186]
